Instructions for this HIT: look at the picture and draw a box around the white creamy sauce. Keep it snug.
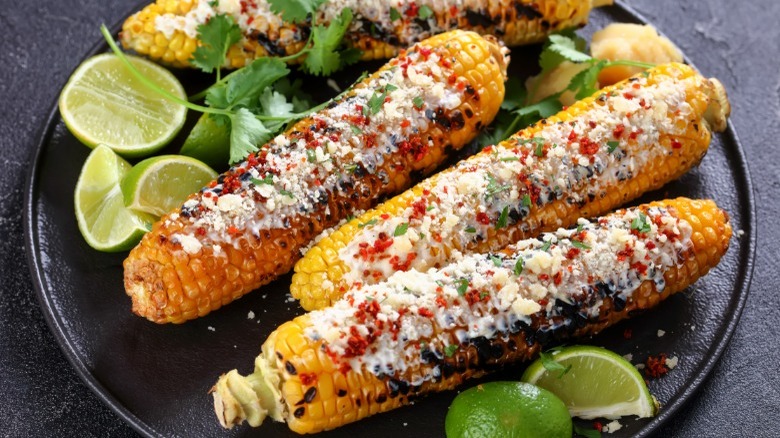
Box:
[306,206,692,384]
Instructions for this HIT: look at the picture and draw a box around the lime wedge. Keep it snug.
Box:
[445,381,571,438]
[74,145,155,252]
[180,114,231,171]
[59,53,186,158]
[521,345,658,419]
[120,155,217,217]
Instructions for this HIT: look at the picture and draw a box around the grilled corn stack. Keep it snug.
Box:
[121,0,612,68]
[213,198,731,433]
[292,62,731,310]
[123,30,508,323]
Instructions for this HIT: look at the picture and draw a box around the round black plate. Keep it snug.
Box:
[24,2,755,437]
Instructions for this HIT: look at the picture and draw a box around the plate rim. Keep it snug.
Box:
[22,2,757,437]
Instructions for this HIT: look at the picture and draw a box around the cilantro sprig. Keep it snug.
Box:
[540,349,572,378]
[476,31,655,147]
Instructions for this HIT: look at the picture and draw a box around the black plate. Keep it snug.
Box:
[24,2,756,437]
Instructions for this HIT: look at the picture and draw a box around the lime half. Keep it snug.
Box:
[74,145,155,252]
[445,381,572,438]
[120,155,217,217]
[521,345,658,419]
[59,53,186,157]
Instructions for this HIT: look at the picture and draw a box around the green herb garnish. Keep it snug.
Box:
[540,350,572,378]
[631,212,652,234]
[495,206,509,230]
[393,223,409,236]
[444,344,458,357]
[455,278,469,296]
[514,257,524,275]
[358,218,379,228]
[607,140,619,153]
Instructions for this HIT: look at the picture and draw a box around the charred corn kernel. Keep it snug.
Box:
[121,0,611,69]
[292,62,731,310]
[214,198,731,433]
[123,31,508,324]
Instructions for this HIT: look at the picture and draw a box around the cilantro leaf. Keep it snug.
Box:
[206,57,290,110]
[501,76,528,111]
[418,5,434,19]
[465,226,477,233]
[259,88,295,131]
[539,34,592,72]
[229,108,271,164]
[540,351,572,378]
[273,77,314,112]
[444,344,458,357]
[571,240,591,250]
[568,60,607,100]
[522,194,532,208]
[573,424,602,438]
[390,7,402,21]
[393,223,409,236]
[631,212,652,234]
[251,174,274,185]
[455,278,469,296]
[358,218,378,228]
[490,255,502,267]
[607,140,620,153]
[267,0,326,23]
[514,257,524,275]
[303,9,355,76]
[191,14,242,74]
[495,206,509,230]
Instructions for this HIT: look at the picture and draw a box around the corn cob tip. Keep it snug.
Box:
[704,78,731,133]
[484,35,511,82]
[591,0,615,7]
[212,359,283,429]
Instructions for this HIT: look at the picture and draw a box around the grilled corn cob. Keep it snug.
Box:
[121,0,612,69]
[213,198,731,433]
[123,30,508,323]
[292,62,731,310]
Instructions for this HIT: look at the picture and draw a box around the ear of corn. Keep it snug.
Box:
[121,0,611,69]
[213,197,732,434]
[291,62,731,310]
[123,30,508,323]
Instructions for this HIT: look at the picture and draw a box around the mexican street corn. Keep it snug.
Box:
[123,30,508,323]
[121,0,612,68]
[292,62,731,310]
[213,198,731,433]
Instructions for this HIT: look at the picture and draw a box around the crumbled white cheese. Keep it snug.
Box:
[172,233,202,254]
[603,420,623,433]
[247,311,255,320]
[657,329,666,337]
[665,355,679,370]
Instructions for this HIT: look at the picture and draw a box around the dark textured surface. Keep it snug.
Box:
[1,1,777,437]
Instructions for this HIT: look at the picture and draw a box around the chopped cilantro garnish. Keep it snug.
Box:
[535,141,544,157]
[444,344,458,357]
[577,223,584,232]
[500,156,520,162]
[490,255,502,267]
[495,206,509,230]
[540,351,572,378]
[522,194,532,208]
[426,205,435,211]
[607,140,619,153]
[514,257,524,275]
[540,240,552,252]
[344,163,358,173]
[306,148,317,163]
[350,124,363,135]
[393,223,409,236]
[251,174,274,185]
[465,226,477,233]
[279,189,295,198]
[571,240,591,250]
[631,212,652,234]
[413,96,424,109]
[455,278,469,296]
[389,7,402,21]
[485,174,510,199]
[368,90,389,115]
[418,5,434,19]
[358,218,378,228]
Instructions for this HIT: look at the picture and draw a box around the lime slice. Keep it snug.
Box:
[74,145,155,252]
[445,382,572,438]
[180,114,231,171]
[521,345,658,419]
[120,155,217,217]
[59,53,186,158]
